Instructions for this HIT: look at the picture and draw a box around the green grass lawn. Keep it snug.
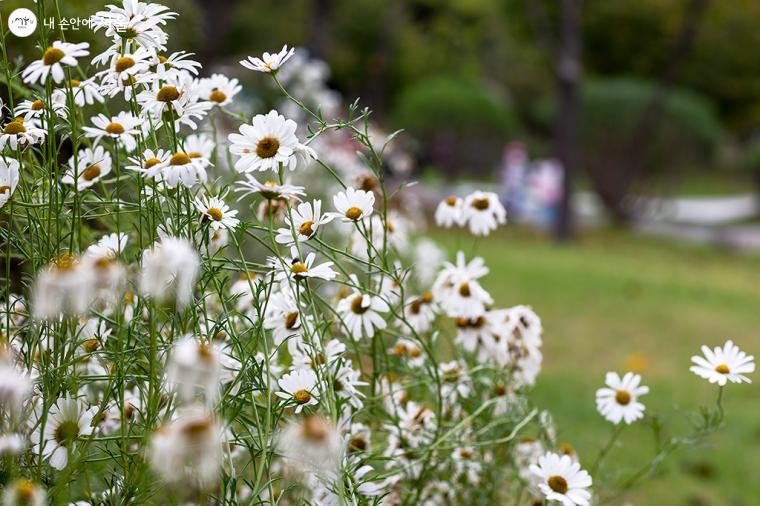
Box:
[434,228,760,505]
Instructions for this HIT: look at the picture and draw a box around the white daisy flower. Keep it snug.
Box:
[269,246,337,283]
[21,41,90,85]
[263,289,309,351]
[462,191,507,236]
[439,360,472,404]
[30,396,97,470]
[14,96,67,122]
[92,1,176,51]
[0,119,46,151]
[276,368,319,413]
[275,199,334,245]
[333,365,368,410]
[389,337,425,367]
[235,176,306,201]
[228,110,300,173]
[199,73,242,106]
[433,251,493,319]
[152,51,203,80]
[100,46,154,83]
[148,407,223,488]
[82,112,142,152]
[595,372,649,425]
[139,237,200,308]
[137,74,213,130]
[61,146,113,191]
[435,195,464,228]
[329,187,375,222]
[0,360,32,414]
[530,452,593,506]
[277,414,343,475]
[127,148,171,176]
[98,71,155,101]
[690,340,755,386]
[0,158,20,209]
[400,291,437,334]
[53,78,105,106]
[336,278,390,340]
[195,195,239,231]
[240,45,295,73]
[183,133,215,160]
[32,253,96,319]
[145,151,210,188]
[0,433,25,456]
[2,480,46,506]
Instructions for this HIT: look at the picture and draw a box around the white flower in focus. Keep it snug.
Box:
[166,336,222,404]
[61,146,112,191]
[148,407,223,488]
[228,110,300,173]
[22,41,90,85]
[0,158,20,209]
[240,45,296,73]
[336,278,389,340]
[152,51,203,80]
[146,151,210,188]
[278,414,343,476]
[595,372,649,425]
[269,246,337,283]
[53,78,104,106]
[127,148,171,176]
[92,1,176,51]
[275,199,334,245]
[82,112,142,152]
[432,251,493,319]
[30,396,97,470]
[14,97,67,122]
[462,191,507,236]
[0,119,46,151]
[184,133,215,160]
[276,368,318,413]
[195,195,239,231]
[690,340,755,386]
[329,187,375,223]
[530,452,592,506]
[32,253,96,319]
[435,195,464,228]
[199,74,242,106]
[139,237,200,308]
[100,46,154,82]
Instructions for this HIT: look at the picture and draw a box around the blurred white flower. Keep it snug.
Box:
[432,251,493,319]
[434,195,464,228]
[462,191,507,236]
[0,158,20,209]
[166,335,222,404]
[595,372,649,425]
[278,414,342,478]
[32,253,96,319]
[690,340,755,386]
[22,41,89,85]
[2,479,46,506]
[139,237,200,308]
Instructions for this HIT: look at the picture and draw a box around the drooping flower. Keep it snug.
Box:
[690,340,755,386]
[595,372,649,425]
[530,452,592,506]
[0,158,20,209]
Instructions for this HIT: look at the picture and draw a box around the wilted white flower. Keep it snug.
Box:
[240,45,295,74]
[595,372,649,425]
[690,340,755,386]
[228,110,300,173]
[139,237,200,308]
[530,452,592,506]
[22,41,90,85]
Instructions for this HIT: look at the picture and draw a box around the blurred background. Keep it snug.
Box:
[3,0,760,504]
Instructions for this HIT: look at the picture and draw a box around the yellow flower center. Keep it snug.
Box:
[472,197,490,210]
[43,47,65,65]
[458,282,471,297]
[715,364,730,374]
[188,152,202,159]
[156,85,180,103]
[70,79,81,87]
[181,418,212,440]
[302,415,328,441]
[445,195,458,206]
[285,311,299,329]
[615,390,631,405]
[14,480,37,502]
[54,420,80,446]
[144,157,161,169]
[547,475,568,494]
[83,339,101,353]
[55,253,78,271]
[290,262,308,275]
[299,220,315,237]
[82,165,101,181]
[256,136,280,158]
[207,207,223,221]
[421,291,433,303]
[345,206,363,221]
[293,389,311,404]
[350,295,369,315]
[31,100,45,111]
[209,90,227,103]
[0,185,10,194]
[3,121,26,135]
[105,122,125,135]
[115,56,136,73]
[170,153,191,166]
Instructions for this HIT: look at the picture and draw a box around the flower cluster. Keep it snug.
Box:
[0,2,754,505]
